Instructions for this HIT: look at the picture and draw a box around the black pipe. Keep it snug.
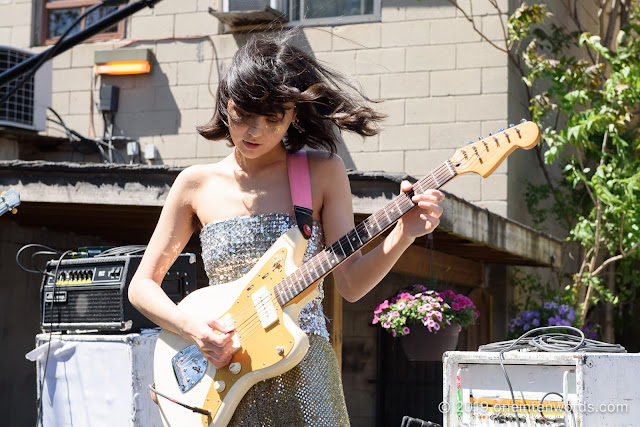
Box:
[0,0,162,86]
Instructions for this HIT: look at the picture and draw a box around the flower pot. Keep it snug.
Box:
[399,323,460,362]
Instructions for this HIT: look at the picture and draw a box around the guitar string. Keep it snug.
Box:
[274,164,454,305]
[226,170,454,346]
[207,131,521,357]
[226,145,494,333]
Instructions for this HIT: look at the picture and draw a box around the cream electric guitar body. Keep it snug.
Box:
[154,227,316,427]
[153,121,542,427]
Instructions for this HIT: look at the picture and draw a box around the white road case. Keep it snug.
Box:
[443,351,640,427]
[34,331,162,427]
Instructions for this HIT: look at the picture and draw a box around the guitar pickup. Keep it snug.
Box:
[252,286,279,329]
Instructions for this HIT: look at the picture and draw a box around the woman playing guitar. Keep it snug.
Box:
[128,31,444,426]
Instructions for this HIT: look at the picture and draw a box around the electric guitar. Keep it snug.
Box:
[0,189,20,217]
[152,121,541,427]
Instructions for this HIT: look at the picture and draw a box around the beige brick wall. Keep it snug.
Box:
[0,0,514,212]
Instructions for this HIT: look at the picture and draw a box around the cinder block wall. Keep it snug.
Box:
[0,0,516,216]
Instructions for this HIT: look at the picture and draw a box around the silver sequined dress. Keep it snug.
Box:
[200,213,350,426]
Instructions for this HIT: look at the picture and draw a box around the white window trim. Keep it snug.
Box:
[286,0,381,27]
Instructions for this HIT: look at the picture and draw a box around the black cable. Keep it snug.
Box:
[36,249,73,427]
[94,245,146,257]
[30,251,60,275]
[0,1,112,107]
[539,391,564,422]
[148,384,211,416]
[16,244,63,275]
[477,326,627,427]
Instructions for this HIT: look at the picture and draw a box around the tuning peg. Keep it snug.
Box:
[520,118,527,123]
[498,128,505,132]
[509,123,514,127]
[467,141,473,145]
[11,208,17,214]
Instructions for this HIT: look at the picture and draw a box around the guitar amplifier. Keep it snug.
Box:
[40,253,197,332]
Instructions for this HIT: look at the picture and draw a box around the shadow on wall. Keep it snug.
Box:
[100,55,180,140]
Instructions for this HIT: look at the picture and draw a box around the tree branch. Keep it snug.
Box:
[443,0,509,54]
[592,241,640,277]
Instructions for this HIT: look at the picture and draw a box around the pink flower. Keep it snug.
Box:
[397,302,406,310]
[425,303,432,310]
[391,297,399,303]
[402,326,410,335]
[452,302,460,310]
[391,329,397,337]
[400,292,412,300]
[383,321,391,328]
[433,322,441,331]
[418,305,427,312]
[445,290,456,298]
[392,311,400,317]
[372,315,379,324]
[408,300,415,306]
[421,295,429,301]
[434,311,443,321]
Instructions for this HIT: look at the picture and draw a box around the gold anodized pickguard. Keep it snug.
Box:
[200,248,295,426]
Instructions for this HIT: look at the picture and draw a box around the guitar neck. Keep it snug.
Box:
[274,160,457,305]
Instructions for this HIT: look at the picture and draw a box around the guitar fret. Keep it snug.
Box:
[372,214,381,232]
[354,227,363,246]
[346,232,355,252]
[336,239,347,258]
[284,281,294,301]
[383,206,392,223]
[302,265,312,284]
[332,248,340,265]
[393,198,402,216]
[431,171,440,187]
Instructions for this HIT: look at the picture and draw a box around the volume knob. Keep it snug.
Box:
[229,362,241,375]
[214,380,226,393]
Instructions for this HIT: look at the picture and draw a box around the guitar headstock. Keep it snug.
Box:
[449,121,540,178]
[0,189,21,216]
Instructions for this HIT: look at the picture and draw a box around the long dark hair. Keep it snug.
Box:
[196,31,385,153]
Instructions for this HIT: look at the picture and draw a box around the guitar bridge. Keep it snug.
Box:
[171,344,208,393]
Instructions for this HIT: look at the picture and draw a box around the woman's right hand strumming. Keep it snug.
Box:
[181,315,237,369]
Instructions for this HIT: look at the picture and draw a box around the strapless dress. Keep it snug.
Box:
[199,213,350,426]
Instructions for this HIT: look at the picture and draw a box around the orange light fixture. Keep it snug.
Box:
[95,60,151,75]
[94,48,153,76]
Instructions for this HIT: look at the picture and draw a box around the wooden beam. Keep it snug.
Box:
[361,236,483,288]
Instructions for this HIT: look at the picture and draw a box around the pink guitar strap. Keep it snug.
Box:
[287,151,314,240]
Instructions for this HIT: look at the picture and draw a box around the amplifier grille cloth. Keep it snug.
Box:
[43,288,122,324]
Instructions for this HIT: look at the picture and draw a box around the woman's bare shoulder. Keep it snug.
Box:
[306,150,347,174]
[173,161,228,191]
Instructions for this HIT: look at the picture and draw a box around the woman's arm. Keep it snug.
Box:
[315,154,444,303]
[127,167,235,368]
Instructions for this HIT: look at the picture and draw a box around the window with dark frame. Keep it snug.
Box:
[43,0,124,45]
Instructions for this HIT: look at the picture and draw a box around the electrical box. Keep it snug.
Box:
[443,351,640,426]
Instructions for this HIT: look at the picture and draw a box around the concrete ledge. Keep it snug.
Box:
[0,160,562,267]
